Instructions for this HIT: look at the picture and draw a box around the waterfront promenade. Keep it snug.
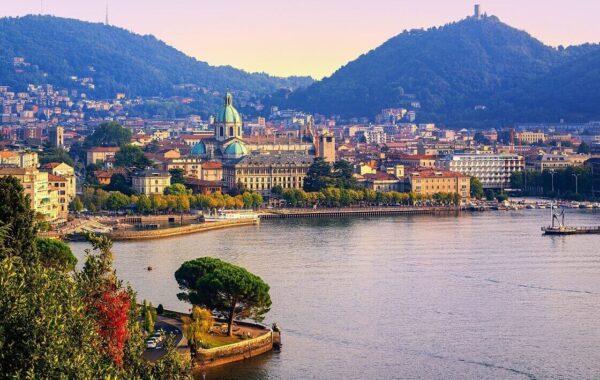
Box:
[259,205,461,219]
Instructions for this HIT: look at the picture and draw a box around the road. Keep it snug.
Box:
[142,315,187,361]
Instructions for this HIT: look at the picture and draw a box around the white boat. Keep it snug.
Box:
[204,210,259,222]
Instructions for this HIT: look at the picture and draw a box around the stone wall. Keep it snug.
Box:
[195,330,274,368]
[107,219,258,241]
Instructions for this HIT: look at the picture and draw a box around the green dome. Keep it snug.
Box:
[190,141,206,156]
[224,141,248,157]
[215,93,242,124]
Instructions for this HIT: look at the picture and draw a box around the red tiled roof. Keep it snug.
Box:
[88,146,120,153]
[202,161,222,170]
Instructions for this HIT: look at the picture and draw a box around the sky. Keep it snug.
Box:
[2,0,600,79]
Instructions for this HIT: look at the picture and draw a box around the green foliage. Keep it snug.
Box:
[0,176,38,263]
[106,191,131,211]
[157,303,164,315]
[181,306,214,356]
[303,157,333,192]
[115,144,153,169]
[169,168,186,184]
[70,196,84,212]
[175,257,271,336]
[578,142,591,154]
[39,147,74,166]
[470,177,484,199]
[510,167,593,199]
[35,237,77,271]
[0,185,191,378]
[85,122,132,148]
[164,183,192,196]
[104,173,134,195]
[0,15,312,101]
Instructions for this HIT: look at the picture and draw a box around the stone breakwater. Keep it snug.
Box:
[106,219,259,241]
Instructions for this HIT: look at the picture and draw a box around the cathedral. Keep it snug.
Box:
[189,93,318,196]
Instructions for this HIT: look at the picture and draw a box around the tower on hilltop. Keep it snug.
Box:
[474,4,482,19]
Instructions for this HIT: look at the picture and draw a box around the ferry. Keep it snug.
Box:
[204,209,259,222]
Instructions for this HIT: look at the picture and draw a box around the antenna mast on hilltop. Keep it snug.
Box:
[40,0,44,14]
[105,3,109,25]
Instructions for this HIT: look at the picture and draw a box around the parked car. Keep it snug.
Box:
[146,338,157,349]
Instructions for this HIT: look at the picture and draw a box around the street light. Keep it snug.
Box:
[573,173,581,194]
[549,169,556,193]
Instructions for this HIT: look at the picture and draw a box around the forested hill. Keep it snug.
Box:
[0,15,313,101]
[269,15,600,127]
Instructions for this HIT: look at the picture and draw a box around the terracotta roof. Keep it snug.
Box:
[88,146,120,153]
[0,151,17,158]
[409,169,466,179]
[363,172,399,181]
[202,161,222,170]
[48,173,66,181]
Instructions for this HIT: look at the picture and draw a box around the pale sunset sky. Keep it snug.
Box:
[3,0,599,79]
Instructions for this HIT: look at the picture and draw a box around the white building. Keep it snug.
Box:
[437,154,524,189]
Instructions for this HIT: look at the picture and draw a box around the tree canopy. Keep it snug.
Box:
[115,144,153,169]
[175,257,271,336]
[35,237,77,271]
[85,122,132,148]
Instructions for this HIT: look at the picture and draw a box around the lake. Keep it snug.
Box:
[70,209,600,379]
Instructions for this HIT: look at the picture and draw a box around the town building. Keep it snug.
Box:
[0,150,39,168]
[406,169,470,199]
[87,146,120,165]
[48,126,64,148]
[362,172,401,192]
[516,131,546,144]
[437,154,524,189]
[131,169,171,195]
[0,166,59,220]
[222,154,312,196]
[42,162,76,207]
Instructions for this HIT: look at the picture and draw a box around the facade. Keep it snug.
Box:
[132,169,171,195]
[0,166,59,220]
[87,146,120,165]
[42,162,76,207]
[516,131,545,144]
[362,173,401,192]
[0,150,39,168]
[223,154,312,196]
[406,169,470,199]
[48,174,69,219]
[391,154,437,168]
[437,154,524,189]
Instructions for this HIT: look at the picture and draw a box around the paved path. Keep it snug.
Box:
[142,315,188,361]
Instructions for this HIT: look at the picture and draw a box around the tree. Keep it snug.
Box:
[35,237,77,271]
[39,147,74,166]
[470,177,484,199]
[304,157,333,192]
[85,121,132,148]
[175,257,271,336]
[332,160,358,189]
[169,169,186,184]
[181,306,214,356]
[106,191,131,211]
[70,196,84,212]
[115,144,153,169]
[0,176,38,263]
[164,183,192,196]
[105,173,134,195]
[578,142,591,154]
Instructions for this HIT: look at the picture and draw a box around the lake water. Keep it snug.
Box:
[70,209,600,380]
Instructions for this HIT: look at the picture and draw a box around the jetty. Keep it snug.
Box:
[259,206,460,219]
[542,203,600,235]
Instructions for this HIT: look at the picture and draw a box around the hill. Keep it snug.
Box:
[270,16,600,127]
[0,15,312,102]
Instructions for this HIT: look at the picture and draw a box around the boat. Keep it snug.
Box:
[204,209,259,222]
[541,203,600,235]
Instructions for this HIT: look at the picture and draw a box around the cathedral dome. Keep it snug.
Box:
[223,140,248,158]
[215,92,242,125]
[190,141,206,156]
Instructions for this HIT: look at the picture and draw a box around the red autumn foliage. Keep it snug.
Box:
[94,285,131,367]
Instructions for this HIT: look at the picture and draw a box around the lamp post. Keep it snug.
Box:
[549,169,556,193]
[573,173,581,194]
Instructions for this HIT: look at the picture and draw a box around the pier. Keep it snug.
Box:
[259,206,461,219]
